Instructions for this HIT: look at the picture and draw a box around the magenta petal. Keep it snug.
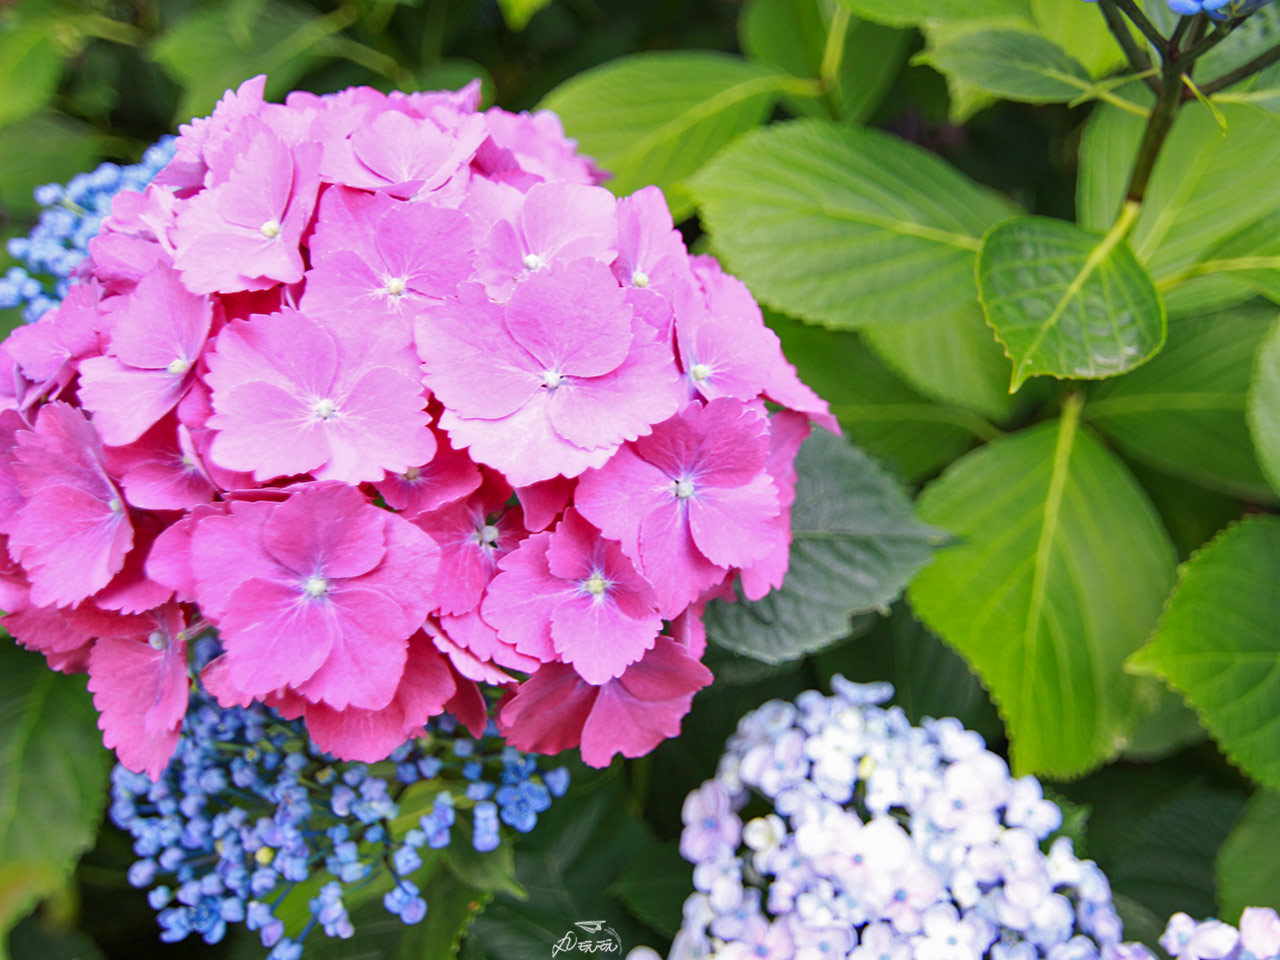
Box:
[480,532,564,662]
[519,182,618,265]
[637,501,725,619]
[263,483,386,579]
[515,476,575,533]
[78,356,192,447]
[551,594,660,685]
[374,434,482,518]
[687,474,780,569]
[294,584,410,710]
[438,609,541,674]
[635,397,771,489]
[207,379,330,481]
[106,263,212,370]
[219,578,339,696]
[11,484,134,607]
[574,445,673,561]
[313,366,435,484]
[503,259,632,377]
[497,663,599,757]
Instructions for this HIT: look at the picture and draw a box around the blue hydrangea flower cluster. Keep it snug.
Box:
[1165,0,1273,18]
[0,138,175,322]
[110,642,568,958]
[670,678,1156,960]
[1160,909,1280,960]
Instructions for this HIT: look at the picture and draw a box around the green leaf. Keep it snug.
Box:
[1126,460,1245,561]
[540,52,792,222]
[1085,302,1275,500]
[0,643,111,942]
[414,59,494,107]
[833,0,1030,29]
[908,401,1177,777]
[0,14,64,130]
[740,0,909,122]
[152,0,338,120]
[1061,767,1247,947]
[688,119,1016,328]
[1249,314,1280,496]
[767,312,994,481]
[1217,791,1280,920]
[977,214,1166,391]
[608,842,690,939]
[704,430,941,665]
[1188,212,1280,305]
[916,29,1095,105]
[1079,102,1280,286]
[1130,516,1280,790]
[814,603,1004,745]
[860,303,1017,422]
[0,114,101,219]
[444,840,526,901]
[1029,0,1124,78]
[497,0,553,30]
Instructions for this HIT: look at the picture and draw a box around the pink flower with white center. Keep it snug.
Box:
[514,475,575,532]
[417,259,681,486]
[320,107,486,198]
[482,508,662,684]
[89,185,178,294]
[575,397,780,616]
[435,609,540,676]
[78,264,214,445]
[414,484,524,616]
[4,279,102,397]
[104,417,216,511]
[205,308,435,483]
[189,483,440,710]
[474,181,618,299]
[87,604,190,779]
[498,636,712,766]
[9,402,134,607]
[172,120,321,294]
[300,187,476,333]
[373,428,482,519]
[612,185,696,300]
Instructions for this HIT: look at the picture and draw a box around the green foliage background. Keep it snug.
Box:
[4,0,1280,957]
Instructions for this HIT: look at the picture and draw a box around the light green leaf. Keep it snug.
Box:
[0,14,64,130]
[861,302,1018,422]
[833,0,1030,29]
[1217,791,1280,920]
[1185,212,1280,305]
[1249,314,1280,495]
[740,0,909,122]
[1030,0,1124,78]
[0,643,111,942]
[705,430,941,665]
[1086,302,1275,500]
[540,52,793,222]
[917,29,1095,105]
[909,401,1177,777]
[497,0,553,30]
[1129,516,1280,790]
[152,0,338,120]
[0,113,101,219]
[767,312,996,481]
[1079,101,1280,285]
[1127,460,1245,561]
[977,214,1166,391]
[688,119,1017,328]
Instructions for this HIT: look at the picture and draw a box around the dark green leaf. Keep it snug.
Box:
[608,842,690,939]
[540,53,792,222]
[704,430,941,664]
[909,407,1177,777]
[917,29,1095,104]
[444,840,526,901]
[1248,314,1280,496]
[1086,302,1275,500]
[977,215,1166,391]
[688,119,1016,328]
[1217,790,1280,920]
[1129,516,1280,790]
[497,0,553,30]
[0,643,111,941]
[833,0,1030,29]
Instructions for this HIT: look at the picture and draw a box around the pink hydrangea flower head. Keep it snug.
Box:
[479,106,605,187]
[205,307,435,483]
[414,481,524,616]
[78,263,214,445]
[301,186,476,334]
[104,417,218,512]
[418,259,681,485]
[4,278,103,394]
[155,74,268,192]
[613,185,696,298]
[9,402,134,607]
[190,483,440,710]
[173,120,321,294]
[482,508,662,684]
[576,397,780,616]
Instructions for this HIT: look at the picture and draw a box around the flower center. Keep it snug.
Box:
[631,270,650,288]
[107,497,123,513]
[523,253,542,271]
[167,358,190,375]
[304,577,329,598]
[147,630,167,651]
[259,219,282,239]
[583,573,608,597]
[313,398,338,420]
[673,478,695,500]
[385,277,407,297]
[542,370,563,389]
[403,466,421,482]
[690,363,711,382]
[477,523,501,546]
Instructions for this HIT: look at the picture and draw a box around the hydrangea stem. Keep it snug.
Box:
[1125,63,1184,204]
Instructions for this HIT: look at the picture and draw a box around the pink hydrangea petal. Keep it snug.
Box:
[503,259,632,378]
[12,401,114,500]
[687,474,779,569]
[574,444,673,561]
[5,280,102,383]
[515,476,575,533]
[357,509,442,628]
[443,669,489,738]
[519,182,617,265]
[262,483,386,579]
[310,367,435,484]
[206,309,339,402]
[92,521,174,614]
[218,577,342,696]
[103,263,212,370]
[438,609,541,674]
[78,357,194,447]
[374,432,482,518]
[292,585,410,710]
[11,484,134,607]
[414,497,506,616]
[551,594,660,685]
[109,421,217,511]
[497,662,600,756]
[0,410,28,535]
[642,398,772,488]
[425,619,516,685]
[480,531,564,662]
[207,379,330,480]
[668,603,708,659]
[188,500,278,620]
[638,500,726,619]
[679,314,774,402]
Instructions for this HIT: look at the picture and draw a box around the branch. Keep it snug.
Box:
[1113,0,1169,52]
[1201,40,1280,94]
[1097,0,1161,94]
